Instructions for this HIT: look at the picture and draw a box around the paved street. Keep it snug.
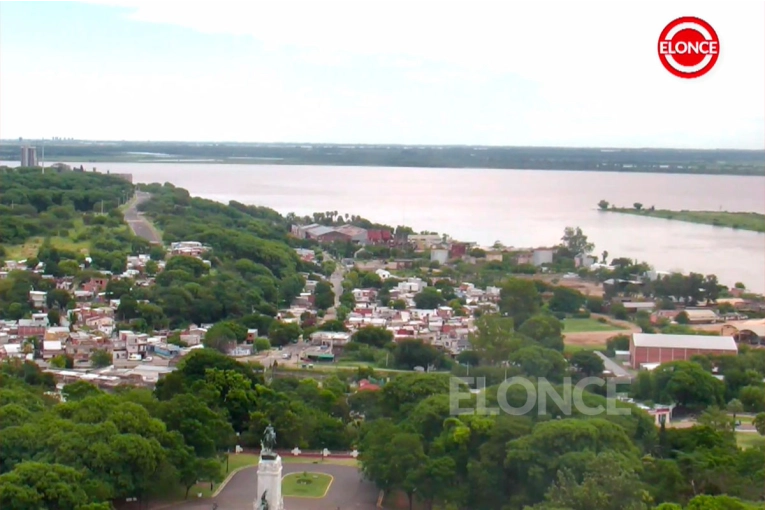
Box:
[322,259,347,322]
[174,463,378,510]
[124,191,162,244]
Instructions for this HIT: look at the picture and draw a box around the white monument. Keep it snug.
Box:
[255,425,283,510]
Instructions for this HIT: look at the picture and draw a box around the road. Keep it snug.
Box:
[173,463,378,510]
[124,191,162,244]
[322,257,347,322]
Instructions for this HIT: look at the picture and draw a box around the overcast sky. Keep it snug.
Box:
[1,1,763,148]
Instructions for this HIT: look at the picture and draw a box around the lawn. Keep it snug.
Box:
[563,344,607,355]
[562,318,626,333]
[737,432,765,449]
[282,472,333,498]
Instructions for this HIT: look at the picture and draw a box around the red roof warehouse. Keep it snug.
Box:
[629,333,738,369]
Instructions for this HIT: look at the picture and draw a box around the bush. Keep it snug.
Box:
[597,317,607,323]
[573,311,591,319]
[552,311,566,321]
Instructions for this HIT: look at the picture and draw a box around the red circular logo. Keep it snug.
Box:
[658,16,720,79]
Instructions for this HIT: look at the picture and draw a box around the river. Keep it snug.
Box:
[10,162,765,293]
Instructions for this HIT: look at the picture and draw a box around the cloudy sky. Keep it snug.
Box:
[1,1,763,148]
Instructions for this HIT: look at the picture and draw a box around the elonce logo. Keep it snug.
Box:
[658,16,720,79]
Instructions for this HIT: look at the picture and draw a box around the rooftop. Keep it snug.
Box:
[632,333,737,351]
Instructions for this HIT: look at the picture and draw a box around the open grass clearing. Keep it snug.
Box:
[737,432,764,449]
[562,318,627,333]
[282,472,333,498]
[563,344,607,355]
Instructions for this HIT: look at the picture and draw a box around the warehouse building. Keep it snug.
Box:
[629,333,738,369]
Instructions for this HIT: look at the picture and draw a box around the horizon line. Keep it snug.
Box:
[1,139,763,152]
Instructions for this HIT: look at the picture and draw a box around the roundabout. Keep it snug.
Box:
[173,463,378,510]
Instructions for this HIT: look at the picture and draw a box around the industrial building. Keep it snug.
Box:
[20,146,38,167]
[629,333,738,369]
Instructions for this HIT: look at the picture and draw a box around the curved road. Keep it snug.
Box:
[175,463,378,510]
[124,191,162,244]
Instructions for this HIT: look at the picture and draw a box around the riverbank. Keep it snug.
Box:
[604,208,765,233]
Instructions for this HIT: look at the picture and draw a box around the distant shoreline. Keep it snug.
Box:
[1,142,763,176]
[603,208,765,233]
[3,158,765,177]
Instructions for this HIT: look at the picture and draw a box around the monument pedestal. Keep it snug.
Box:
[255,455,284,510]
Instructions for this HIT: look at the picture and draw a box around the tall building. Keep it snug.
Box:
[20,146,38,167]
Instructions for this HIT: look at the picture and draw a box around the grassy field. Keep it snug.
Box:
[607,208,765,233]
[737,433,765,449]
[563,344,607,355]
[562,318,626,333]
[282,472,333,498]
[3,218,134,261]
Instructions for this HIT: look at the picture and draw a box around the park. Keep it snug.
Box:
[173,461,378,510]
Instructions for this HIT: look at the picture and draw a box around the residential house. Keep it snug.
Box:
[408,234,443,251]
[485,251,503,262]
[180,326,207,346]
[29,290,47,310]
[367,229,393,245]
[42,339,66,360]
[294,248,316,262]
[83,277,110,294]
[574,253,597,268]
[449,242,471,259]
[17,317,47,339]
[532,248,556,266]
[431,248,449,264]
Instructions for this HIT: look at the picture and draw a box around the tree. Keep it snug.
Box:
[548,286,585,314]
[509,345,567,380]
[413,287,445,309]
[675,311,690,324]
[754,413,765,436]
[203,323,239,353]
[0,462,97,509]
[456,350,480,367]
[561,226,594,255]
[652,361,725,409]
[314,281,335,311]
[353,326,393,348]
[570,350,605,377]
[499,278,540,327]
[254,338,271,352]
[598,200,609,210]
[90,349,112,368]
[47,309,61,326]
[394,339,442,370]
[62,381,102,401]
[601,250,609,263]
[469,315,518,363]
[634,202,643,210]
[517,314,564,352]
[726,398,744,424]
[267,321,301,347]
[610,302,628,320]
[533,451,652,510]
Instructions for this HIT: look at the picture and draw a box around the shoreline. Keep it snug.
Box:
[2,160,765,177]
[601,208,765,233]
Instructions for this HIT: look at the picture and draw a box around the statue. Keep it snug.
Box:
[261,424,277,456]
[257,490,269,510]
